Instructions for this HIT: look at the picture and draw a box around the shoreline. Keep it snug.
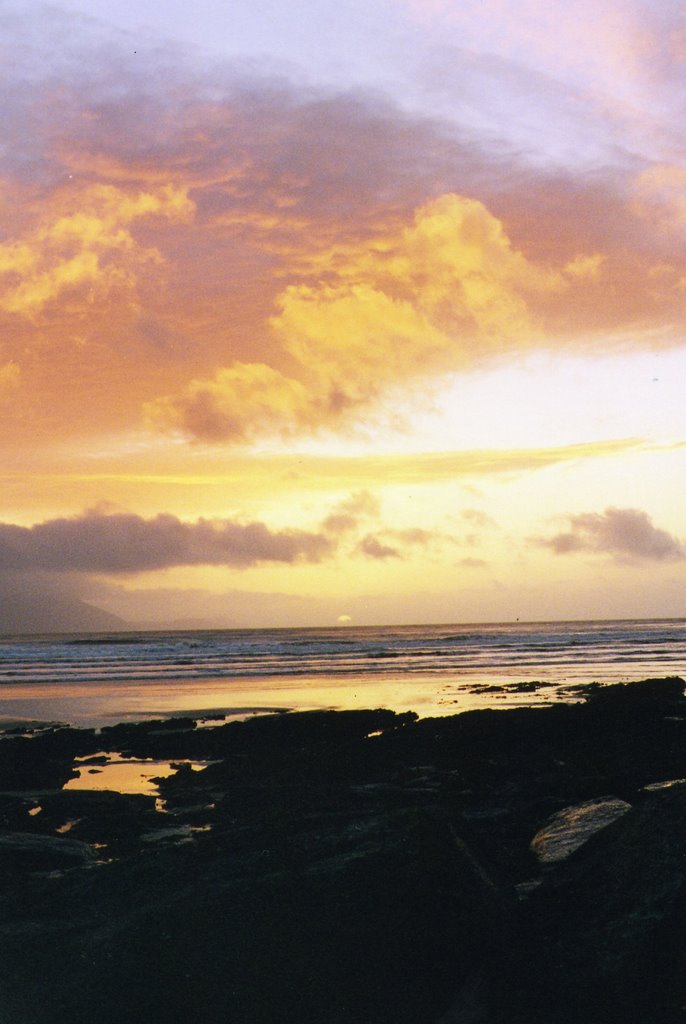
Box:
[0,670,670,732]
[3,618,686,730]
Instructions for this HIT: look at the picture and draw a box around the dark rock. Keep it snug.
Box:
[34,789,162,854]
[494,783,686,1023]
[102,707,416,761]
[581,675,686,711]
[0,793,39,830]
[1,689,686,1023]
[510,680,553,693]
[0,808,501,1024]
[0,726,101,790]
[0,832,95,871]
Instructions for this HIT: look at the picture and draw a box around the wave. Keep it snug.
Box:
[1,619,685,688]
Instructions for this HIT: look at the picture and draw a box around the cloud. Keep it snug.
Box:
[318,494,451,561]
[461,508,496,528]
[539,507,685,562]
[386,528,435,545]
[147,363,311,445]
[147,192,572,441]
[0,509,334,574]
[356,534,402,559]
[0,20,510,448]
[353,523,478,560]
[0,7,685,453]
[356,526,448,558]
[0,184,193,318]
[321,490,380,534]
[303,439,645,488]
[319,493,446,557]
[403,0,686,153]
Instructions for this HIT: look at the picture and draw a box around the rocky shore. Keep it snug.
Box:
[2,677,686,1023]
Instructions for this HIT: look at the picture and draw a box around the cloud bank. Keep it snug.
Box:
[0,510,334,573]
[540,507,685,562]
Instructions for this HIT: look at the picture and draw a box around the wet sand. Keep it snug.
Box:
[0,670,572,729]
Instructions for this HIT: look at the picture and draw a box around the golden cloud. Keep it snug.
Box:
[148,193,570,441]
[147,362,311,443]
[0,184,194,318]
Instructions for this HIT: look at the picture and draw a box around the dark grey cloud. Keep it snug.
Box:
[540,507,685,562]
[0,510,334,573]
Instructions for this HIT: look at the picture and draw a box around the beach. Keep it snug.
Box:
[2,619,686,727]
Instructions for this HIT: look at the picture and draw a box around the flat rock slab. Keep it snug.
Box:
[530,797,632,863]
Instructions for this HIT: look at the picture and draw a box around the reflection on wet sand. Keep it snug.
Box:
[65,751,211,796]
[0,671,561,730]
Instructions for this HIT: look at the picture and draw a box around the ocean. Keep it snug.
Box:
[1,618,686,728]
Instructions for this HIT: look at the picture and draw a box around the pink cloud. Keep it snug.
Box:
[540,507,685,562]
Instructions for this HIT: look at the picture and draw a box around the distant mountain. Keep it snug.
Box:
[0,590,127,636]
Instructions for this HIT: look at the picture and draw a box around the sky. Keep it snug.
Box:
[1,0,686,630]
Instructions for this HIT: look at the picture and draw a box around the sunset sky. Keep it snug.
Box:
[2,0,686,630]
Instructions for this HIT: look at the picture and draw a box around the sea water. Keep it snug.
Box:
[0,619,685,727]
